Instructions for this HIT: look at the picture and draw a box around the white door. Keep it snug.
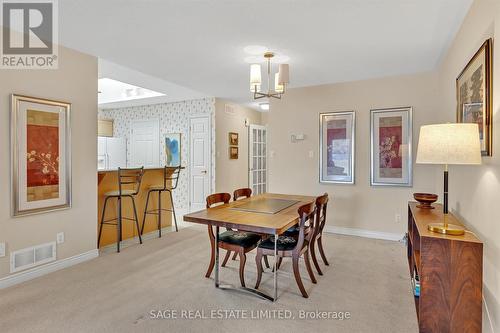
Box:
[249,125,268,195]
[189,116,210,211]
[130,119,160,168]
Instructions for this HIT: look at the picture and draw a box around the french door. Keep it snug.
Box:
[249,125,268,195]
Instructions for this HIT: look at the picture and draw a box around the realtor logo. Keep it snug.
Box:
[1,0,58,69]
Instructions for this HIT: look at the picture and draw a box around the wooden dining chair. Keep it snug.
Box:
[254,202,317,298]
[205,193,261,287]
[223,188,270,269]
[310,193,330,275]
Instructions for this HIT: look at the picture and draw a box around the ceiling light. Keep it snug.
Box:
[249,52,290,101]
[259,103,270,111]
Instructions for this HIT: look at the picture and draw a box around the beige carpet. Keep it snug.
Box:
[0,226,418,333]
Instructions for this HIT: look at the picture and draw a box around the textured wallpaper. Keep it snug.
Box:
[98,97,216,209]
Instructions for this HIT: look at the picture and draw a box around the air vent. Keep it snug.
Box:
[225,104,236,115]
[10,242,56,273]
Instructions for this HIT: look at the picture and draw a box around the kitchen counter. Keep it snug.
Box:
[97,166,184,247]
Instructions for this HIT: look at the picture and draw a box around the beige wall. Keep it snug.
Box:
[0,44,98,278]
[264,73,441,236]
[436,0,500,331]
[215,99,262,194]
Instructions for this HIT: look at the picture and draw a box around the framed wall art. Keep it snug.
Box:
[370,107,413,187]
[11,94,72,216]
[456,38,492,156]
[229,146,239,159]
[229,132,239,146]
[319,111,355,184]
[165,133,181,167]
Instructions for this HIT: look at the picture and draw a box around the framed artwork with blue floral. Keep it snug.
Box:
[165,133,181,167]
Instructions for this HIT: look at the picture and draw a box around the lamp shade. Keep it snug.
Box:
[416,123,481,165]
[274,72,284,93]
[278,64,289,84]
[250,64,262,86]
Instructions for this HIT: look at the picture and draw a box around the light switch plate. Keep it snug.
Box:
[0,243,5,257]
[308,150,314,158]
[57,232,65,244]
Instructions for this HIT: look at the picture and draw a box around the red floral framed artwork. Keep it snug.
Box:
[370,107,413,187]
[11,95,71,216]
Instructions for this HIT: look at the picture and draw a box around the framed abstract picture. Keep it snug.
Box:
[370,107,413,187]
[319,111,355,184]
[456,39,492,156]
[11,95,72,216]
[165,133,181,167]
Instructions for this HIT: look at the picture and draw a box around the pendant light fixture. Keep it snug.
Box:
[249,52,289,100]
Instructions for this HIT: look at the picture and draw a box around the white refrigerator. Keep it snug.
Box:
[98,137,127,170]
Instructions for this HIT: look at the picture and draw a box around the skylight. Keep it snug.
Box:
[98,78,165,104]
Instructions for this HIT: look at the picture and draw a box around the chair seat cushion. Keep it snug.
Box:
[218,231,261,248]
[104,189,136,197]
[258,235,298,251]
[283,224,300,236]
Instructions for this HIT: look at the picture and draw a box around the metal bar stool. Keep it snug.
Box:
[98,167,144,253]
[141,166,181,237]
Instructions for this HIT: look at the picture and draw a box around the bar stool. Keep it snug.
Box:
[141,166,181,237]
[98,167,144,253]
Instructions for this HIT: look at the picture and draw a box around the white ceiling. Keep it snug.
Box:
[59,0,473,109]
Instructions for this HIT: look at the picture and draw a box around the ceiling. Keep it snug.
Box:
[59,0,473,109]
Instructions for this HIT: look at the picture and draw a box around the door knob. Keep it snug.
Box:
[201,170,207,174]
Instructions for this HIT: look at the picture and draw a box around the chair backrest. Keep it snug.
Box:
[233,188,252,201]
[296,202,316,251]
[206,193,231,208]
[118,167,144,195]
[163,166,181,190]
[315,193,329,234]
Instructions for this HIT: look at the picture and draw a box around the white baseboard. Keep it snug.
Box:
[0,249,99,289]
[325,226,403,242]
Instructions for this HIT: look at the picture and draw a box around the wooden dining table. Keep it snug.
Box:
[183,193,317,301]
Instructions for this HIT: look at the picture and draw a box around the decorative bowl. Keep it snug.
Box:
[413,193,438,209]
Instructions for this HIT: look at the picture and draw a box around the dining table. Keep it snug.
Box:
[183,192,317,302]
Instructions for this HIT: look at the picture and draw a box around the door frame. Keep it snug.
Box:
[129,118,160,168]
[188,114,213,212]
[248,124,268,194]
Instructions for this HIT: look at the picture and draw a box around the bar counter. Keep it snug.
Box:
[97,167,181,247]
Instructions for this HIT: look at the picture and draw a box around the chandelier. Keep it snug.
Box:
[249,52,289,100]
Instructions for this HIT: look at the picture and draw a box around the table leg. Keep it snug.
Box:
[273,232,278,301]
[215,226,220,288]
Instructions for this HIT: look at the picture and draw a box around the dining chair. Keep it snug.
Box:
[222,188,270,269]
[98,167,144,253]
[205,193,261,287]
[310,193,329,275]
[254,202,317,298]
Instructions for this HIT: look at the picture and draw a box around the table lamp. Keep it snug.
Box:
[416,123,481,235]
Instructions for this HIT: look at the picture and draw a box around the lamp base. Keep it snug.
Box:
[427,223,465,236]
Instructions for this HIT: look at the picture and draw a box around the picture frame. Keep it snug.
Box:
[319,111,356,184]
[370,107,413,187]
[456,38,492,156]
[11,94,72,216]
[165,133,181,167]
[229,146,239,159]
[229,132,239,146]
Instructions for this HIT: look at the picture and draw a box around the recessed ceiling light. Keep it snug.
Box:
[243,45,268,55]
[259,102,270,111]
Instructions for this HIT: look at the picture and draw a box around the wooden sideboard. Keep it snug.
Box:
[407,202,483,332]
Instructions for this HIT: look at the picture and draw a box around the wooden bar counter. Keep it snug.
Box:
[97,167,180,247]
